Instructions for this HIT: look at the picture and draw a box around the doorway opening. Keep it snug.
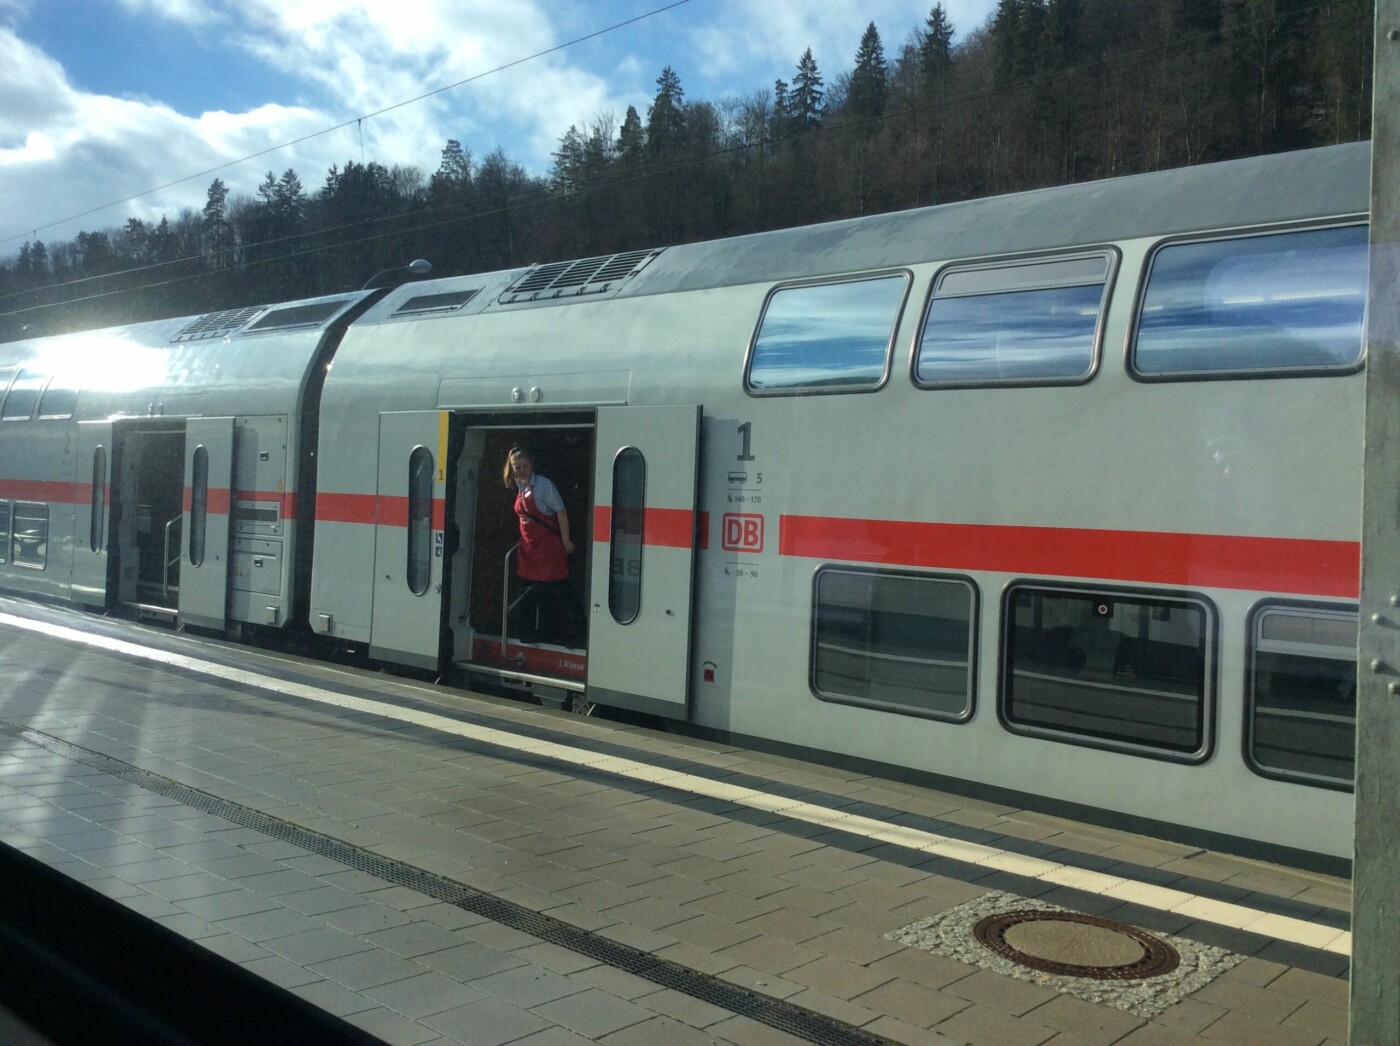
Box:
[111,423,185,616]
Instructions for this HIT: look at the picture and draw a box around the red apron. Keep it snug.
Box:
[515,486,568,581]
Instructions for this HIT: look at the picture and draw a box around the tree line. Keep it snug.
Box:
[0,0,1374,340]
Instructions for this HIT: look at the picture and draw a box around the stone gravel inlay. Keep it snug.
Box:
[885,890,1245,1018]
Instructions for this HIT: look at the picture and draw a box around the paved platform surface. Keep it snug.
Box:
[0,600,1351,1045]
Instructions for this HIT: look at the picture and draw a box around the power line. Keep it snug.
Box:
[0,0,692,249]
[0,0,1368,320]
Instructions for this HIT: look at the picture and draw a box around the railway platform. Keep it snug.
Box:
[0,597,1350,1045]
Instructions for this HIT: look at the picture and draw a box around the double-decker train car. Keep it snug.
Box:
[0,141,1369,868]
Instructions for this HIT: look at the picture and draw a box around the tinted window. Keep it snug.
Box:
[813,569,976,720]
[407,447,433,595]
[2,370,47,421]
[747,274,908,392]
[0,502,9,564]
[1248,604,1356,789]
[1003,586,1212,757]
[1133,224,1367,377]
[39,382,78,418]
[90,447,107,552]
[917,255,1110,385]
[608,448,645,623]
[190,447,209,566]
[11,502,48,570]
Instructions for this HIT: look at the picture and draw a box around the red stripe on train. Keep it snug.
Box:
[315,492,445,530]
[778,515,1360,598]
[592,507,708,550]
[0,480,86,503]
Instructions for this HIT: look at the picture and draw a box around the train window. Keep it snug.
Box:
[1247,603,1357,790]
[1132,223,1367,378]
[1,370,49,421]
[811,568,976,721]
[0,368,14,399]
[915,254,1111,386]
[1002,585,1214,760]
[10,502,48,570]
[608,448,645,623]
[746,273,909,394]
[0,501,9,564]
[90,447,106,552]
[407,447,433,596]
[190,447,209,566]
[38,381,78,419]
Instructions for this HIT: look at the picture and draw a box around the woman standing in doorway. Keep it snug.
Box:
[504,446,578,644]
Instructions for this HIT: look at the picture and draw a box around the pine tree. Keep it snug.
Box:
[646,67,687,153]
[848,22,890,121]
[201,178,235,271]
[791,48,825,129]
[921,4,956,97]
[618,106,645,164]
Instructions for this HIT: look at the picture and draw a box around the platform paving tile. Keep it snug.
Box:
[238,952,328,990]
[932,1000,1059,1046]
[702,1013,817,1046]
[1269,967,1350,1009]
[263,924,379,965]
[178,885,281,921]
[664,912,765,952]
[418,941,530,982]
[362,970,485,1018]
[1198,1009,1329,1045]
[341,1003,447,1046]
[782,953,895,1001]
[1282,1000,1349,1041]
[531,987,656,1039]
[1190,975,1309,1024]
[1027,993,1148,1044]
[422,993,555,1045]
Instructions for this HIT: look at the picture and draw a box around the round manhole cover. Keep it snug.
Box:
[973,910,1180,980]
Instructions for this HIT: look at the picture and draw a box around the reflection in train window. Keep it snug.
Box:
[608,448,645,623]
[1133,223,1367,377]
[1,370,48,421]
[1002,586,1213,758]
[916,254,1111,386]
[407,447,433,596]
[811,568,976,720]
[38,381,78,419]
[11,502,49,570]
[190,447,209,566]
[1247,604,1357,790]
[746,273,909,393]
[0,501,10,564]
[90,447,106,552]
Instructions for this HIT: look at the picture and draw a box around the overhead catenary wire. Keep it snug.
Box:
[0,0,1366,320]
[0,0,693,250]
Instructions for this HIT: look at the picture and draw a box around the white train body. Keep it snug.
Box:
[0,143,1368,865]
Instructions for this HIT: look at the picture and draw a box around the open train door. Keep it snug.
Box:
[71,421,113,607]
[587,405,700,718]
[369,411,447,670]
[179,417,235,631]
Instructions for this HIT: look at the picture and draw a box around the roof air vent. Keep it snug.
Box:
[171,305,265,342]
[498,249,662,305]
[393,289,481,317]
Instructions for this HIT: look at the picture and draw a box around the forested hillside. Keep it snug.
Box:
[0,0,1374,339]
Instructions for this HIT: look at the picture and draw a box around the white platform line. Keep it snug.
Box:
[0,612,1350,957]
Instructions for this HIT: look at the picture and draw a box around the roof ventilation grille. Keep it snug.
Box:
[498,249,662,305]
[171,305,265,342]
[243,300,346,333]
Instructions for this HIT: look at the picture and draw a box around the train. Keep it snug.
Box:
[0,140,1368,869]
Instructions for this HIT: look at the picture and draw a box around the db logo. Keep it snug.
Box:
[721,513,764,553]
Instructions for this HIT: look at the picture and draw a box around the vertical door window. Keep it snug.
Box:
[190,447,209,566]
[608,448,646,623]
[10,502,48,569]
[407,447,433,595]
[90,447,107,552]
[0,501,10,564]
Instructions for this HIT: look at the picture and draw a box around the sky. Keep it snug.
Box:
[0,0,1000,258]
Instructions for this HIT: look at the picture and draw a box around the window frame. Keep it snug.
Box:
[189,446,209,566]
[743,269,912,397]
[997,580,1218,764]
[9,501,49,571]
[809,565,979,723]
[1,370,51,422]
[90,446,107,552]
[912,248,1118,390]
[1243,599,1358,792]
[0,500,10,565]
[406,445,434,596]
[1127,218,1369,383]
[607,446,646,624]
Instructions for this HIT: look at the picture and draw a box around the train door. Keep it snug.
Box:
[72,421,113,607]
[179,417,235,631]
[111,423,185,616]
[368,411,446,669]
[587,405,701,718]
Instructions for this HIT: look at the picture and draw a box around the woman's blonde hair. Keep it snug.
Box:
[502,446,533,489]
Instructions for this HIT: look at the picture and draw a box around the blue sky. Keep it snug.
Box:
[1,0,999,256]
